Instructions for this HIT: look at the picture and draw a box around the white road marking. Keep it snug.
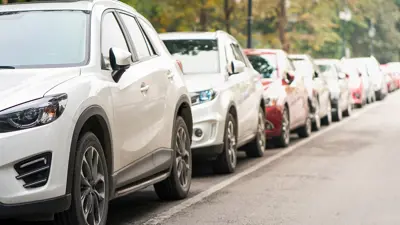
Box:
[143,100,384,225]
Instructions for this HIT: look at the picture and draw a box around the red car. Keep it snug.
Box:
[339,60,366,107]
[383,63,400,90]
[245,49,311,147]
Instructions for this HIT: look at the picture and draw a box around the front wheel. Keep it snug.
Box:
[297,116,312,138]
[273,107,290,148]
[322,104,332,125]
[154,116,192,200]
[55,132,110,225]
[213,113,237,174]
[343,103,352,117]
[245,106,266,157]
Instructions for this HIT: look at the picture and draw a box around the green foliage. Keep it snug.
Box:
[3,0,400,62]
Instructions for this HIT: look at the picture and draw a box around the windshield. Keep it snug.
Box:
[247,54,278,79]
[0,10,88,69]
[163,39,220,74]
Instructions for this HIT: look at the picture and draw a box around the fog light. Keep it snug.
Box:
[194,128,203,137]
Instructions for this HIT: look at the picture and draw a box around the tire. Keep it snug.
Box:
[312,101,321,131]
[343,103,352,117]
[213,113,237,174]
[376,90,382,101]
[332,104,342,122]
[55,132,110,225]
[297,115,312,138]
[154,116,192,200]
[321,103,332,125]
[245,106,266,157]
[273,106,290,148]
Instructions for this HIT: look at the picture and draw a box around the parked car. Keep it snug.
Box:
[380,64,397,92]
[347,57,388,101]
[244,49,311,147]
[289,54,332,131]
[0,1,194,224]
[339,59,368,107]
[315,59,352,121]
[386,62,400,89]
[160,31,266,174]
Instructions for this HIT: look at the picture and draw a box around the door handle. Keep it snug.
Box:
[140,83,150,92]
[167,70,174,79]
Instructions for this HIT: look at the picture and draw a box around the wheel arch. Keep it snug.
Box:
[66,106,113,196]
[174,95,193,140]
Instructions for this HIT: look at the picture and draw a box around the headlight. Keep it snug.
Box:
[190,89,217,105]
[0,94,67,132]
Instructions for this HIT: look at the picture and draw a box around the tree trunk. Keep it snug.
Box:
[2,0,8,4]
[277,0,290,52]
[224,0,232,33]
[199,0,208,31]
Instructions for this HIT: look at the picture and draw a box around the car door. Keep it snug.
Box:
[335,64,349,109]
[312,60,330,115]
[224,41,250,141]
[285,56,305,127]
[282,56,299,126]
[230,42,258,140]
[119,13,171,154]
[101,12,167,174]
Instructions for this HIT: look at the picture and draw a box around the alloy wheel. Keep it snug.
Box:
[175,126,191,189]
[257,110,266,152]
[282,109,290,144]
[306,117,312,135]
[80,146,106,225]
[227,120,237,167]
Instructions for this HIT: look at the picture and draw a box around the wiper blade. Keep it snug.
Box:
[0,66,15,69]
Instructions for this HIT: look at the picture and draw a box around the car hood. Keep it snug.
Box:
[0,68,80,111]
[183,73,225,92]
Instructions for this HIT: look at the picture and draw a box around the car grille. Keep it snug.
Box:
[14,152,52,189]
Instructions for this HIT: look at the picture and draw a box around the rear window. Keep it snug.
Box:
[163,39,220,74]
[247,54,278,79]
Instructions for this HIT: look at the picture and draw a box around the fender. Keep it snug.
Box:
[66,106,113,196]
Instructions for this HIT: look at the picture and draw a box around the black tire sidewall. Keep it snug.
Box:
[71,132,109,225]
[170,116,192,197]
[224,114,237,171]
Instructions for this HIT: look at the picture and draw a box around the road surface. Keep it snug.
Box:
[4,91,400,225]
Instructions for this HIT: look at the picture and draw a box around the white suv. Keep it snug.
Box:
[0,1,193,224]
[160,31,266,174]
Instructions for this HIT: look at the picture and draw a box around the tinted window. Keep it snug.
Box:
[247,55,278,79]
[0,10,88,68]
[163,39,220,74]
[102,13,130,69]
[120,14,151,59]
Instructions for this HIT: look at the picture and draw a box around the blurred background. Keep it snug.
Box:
[2,0,400,63]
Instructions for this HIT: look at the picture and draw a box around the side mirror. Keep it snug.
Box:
[283,71,295,84]
[227,60,246,75]
[314,71,319,78]
[110,47,132,71]
[338,72,346,79]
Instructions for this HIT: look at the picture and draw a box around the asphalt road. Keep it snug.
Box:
[4,91,400,225]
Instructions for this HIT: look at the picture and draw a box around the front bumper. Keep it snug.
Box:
[265,105,283,137]
[0,194,70,218]
[351,89,363,105]
[190,100,226,156]
[0,116,73,206]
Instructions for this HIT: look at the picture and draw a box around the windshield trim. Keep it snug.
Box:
[0,10,91,69]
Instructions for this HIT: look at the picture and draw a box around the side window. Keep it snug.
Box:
[231,44,246,64]
[286,57,295,71]
[101,12,130,70]
[137,18,158,56]
[119,14,151,60]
